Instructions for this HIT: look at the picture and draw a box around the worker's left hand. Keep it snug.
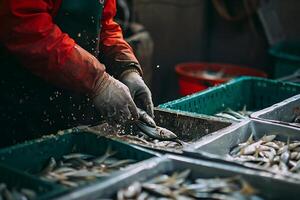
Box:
[120,71,154,118]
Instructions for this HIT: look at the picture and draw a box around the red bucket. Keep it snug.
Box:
[175,62,268,96]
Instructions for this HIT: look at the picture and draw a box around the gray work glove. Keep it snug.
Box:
[92,72,139,124]
[120,71,154,117]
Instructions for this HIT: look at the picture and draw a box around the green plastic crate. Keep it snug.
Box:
[0,131,158,198]
[159,77,300,119]
[270,40,300,78]
[0,164,63,200]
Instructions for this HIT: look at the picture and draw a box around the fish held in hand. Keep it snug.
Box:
[136,121,177,141]
[137,108,156,127]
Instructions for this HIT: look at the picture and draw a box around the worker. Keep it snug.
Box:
[0,0,153,146]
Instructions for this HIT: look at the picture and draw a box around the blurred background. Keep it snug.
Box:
[115,0,300,105]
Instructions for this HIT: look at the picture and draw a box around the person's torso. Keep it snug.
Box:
[0,0,106,147]
[54,0,105,56]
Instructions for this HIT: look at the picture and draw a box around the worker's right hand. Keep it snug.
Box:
[92,72,139,124]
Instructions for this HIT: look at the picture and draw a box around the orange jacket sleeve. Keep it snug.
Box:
[100,0,142,78]
[0,0,105,94]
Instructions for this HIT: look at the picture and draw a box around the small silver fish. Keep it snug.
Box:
[289,160,297,168]
[123,182,141,199]
[215,113,240,121]
[11,189,26,200]
[289,142,300,150]
[117,189,125,200]
[70,158,93,167]
[239,140,263,155]
[280,150,290,164]
[271,164,280,172]
[273,156,280,163]
[261,135,277,143]
[259,151,275,160]
[20,188,37,199]
[108,159,135,168]
[137,108,156,128]
[279,161,289,173]
[223,108,247,120]
[147,174,170,184]
[39,147,135,187]
[40,157,56,175]
[291,152,300,160]
[2,188,13,200]
[278,145,289,155]
[293,146,300,152]
[141,183,173,197]
[93,146,117,164]
[230,133,300,176]
[294,115,300,123]
[291,160,300,172]
[0,183,6,192]
[62,153,94,160]
[264,142,280,150]
[136,121,177,141]
[114,171,261,200]
[60,180,78,187]
[156,127,178,140]
[53,167,76,174]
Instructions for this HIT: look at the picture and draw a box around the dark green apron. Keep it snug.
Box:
[0,0,105,147]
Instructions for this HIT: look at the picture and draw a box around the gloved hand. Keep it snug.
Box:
[120,71,154,117]
[92,72,139,124]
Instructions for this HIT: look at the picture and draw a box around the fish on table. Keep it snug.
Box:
[84,107,187,151]
[107,108,183,150]
[135,108,178,141]
[229,133,300,176]
[39,147,136,187]
[114,170,263,200]
[0,182,36,200]
[214,106,253,122]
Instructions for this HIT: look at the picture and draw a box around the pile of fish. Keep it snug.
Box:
[91,108,183,150]
[131,108,182,147]
[229,134,300,175]
[0,183,36,200]
[127,108,184,148]
[134,108,178,141]
[115,170,263,200]
[214,107,252,122]
[39,147,136,187]
[116,130,183,150]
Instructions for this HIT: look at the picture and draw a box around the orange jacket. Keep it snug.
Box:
[0,0,140,94]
